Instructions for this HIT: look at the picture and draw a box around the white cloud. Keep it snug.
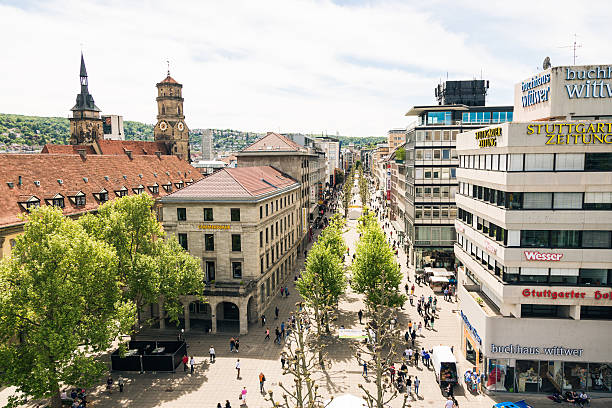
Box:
[0,0,611,136]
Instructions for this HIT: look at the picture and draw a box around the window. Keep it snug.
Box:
[579,269,610,286]
[265,228,269,243]
[203,208,213,221]
[205,261,215,282]
[74,195,86,206]
[260,231,263,247]
[162,184,172,193]
[232,262,242,279]
[581,306,612,319]
[99,191,109,203]
[133,186,144,194]
[231,208,240,221]
[442,149,450,159]
[427,111,451,125]
[52,196,65,208]
[178,233,188,250]
[585,153,612,171]
[521,304,569,318]
[231,234,241,251]
[525,154,554,171]
[416,150,423,160]
[521,230,549,247]
[584,192,612,210]
[149,184,159,194]
[205,234,214,251]
[553,193,582,209]
[433,149,441,159]
[260,258,264,274]
[260,206,263,219]
[551,230,581,248]
[424,150,432,160]
[523,193,552,209]
[505,192,523,210]
[266,204,269,216]
[177,208,187,221]
[555,153,584,170]
[582,231,611,248]
[508,154,524,171]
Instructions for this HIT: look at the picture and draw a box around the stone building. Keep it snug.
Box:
[159,166,300,334]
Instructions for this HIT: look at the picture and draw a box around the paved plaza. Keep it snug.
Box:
[2,185,611,408]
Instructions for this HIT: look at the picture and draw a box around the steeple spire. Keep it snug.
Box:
[71,52,100,113]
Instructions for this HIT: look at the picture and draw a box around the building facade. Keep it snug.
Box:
[455,64,612,395]
[159,166,300,334]
[388,128,406,151]
[404,81,513,269]
[315,136,340,186]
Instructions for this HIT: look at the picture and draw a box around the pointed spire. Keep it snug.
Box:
[80,52,88,78]
[167,59,170,77]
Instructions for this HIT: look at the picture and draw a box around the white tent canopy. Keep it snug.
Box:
[325,394,367,408]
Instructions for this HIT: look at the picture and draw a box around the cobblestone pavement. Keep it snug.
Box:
[2,185,611,407]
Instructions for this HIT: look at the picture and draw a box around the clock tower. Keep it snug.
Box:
[154,70,190,162]
[69,53,103,145]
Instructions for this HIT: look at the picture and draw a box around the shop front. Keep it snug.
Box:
[460,310,484,374]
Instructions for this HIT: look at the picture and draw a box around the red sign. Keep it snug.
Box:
[524,251,563,261]
[386,190,391,200]
[486,241,497,255]
[522,288,612,300]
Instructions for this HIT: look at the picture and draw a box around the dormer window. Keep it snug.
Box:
[148,183,159,194]
[175,181,184,189]
[94,189,109,203]
[133,185,144,194]
[46,193,65,209]
[68,191,86,207]
[162,183,172,193]
[115,187,128,197]
[18,196,40,211]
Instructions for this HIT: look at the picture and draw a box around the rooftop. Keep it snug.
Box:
[240,132,306,153]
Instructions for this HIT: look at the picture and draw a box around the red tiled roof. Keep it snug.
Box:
[41,144,96,154]
[241,132,305,153]
[96,140,169,156]
[220,154,237,164]
[160,75,178,84]
[163,166,298,200]
[0,154,201,228]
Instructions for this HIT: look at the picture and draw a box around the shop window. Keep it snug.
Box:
[589,363,612,392]
[515,360,540,393]
[539,361,564,393]
[563,362,589,392]
[581,306,612,320]
[487,359,513,392]
[520,304,569,318]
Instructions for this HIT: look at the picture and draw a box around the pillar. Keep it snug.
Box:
[183,302,190,332]
[159,300,165,329]
[211,301,218,333]
[239,301,248,335]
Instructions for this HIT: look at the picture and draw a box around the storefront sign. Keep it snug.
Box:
[475,127,502,148]
[527,122,612,145]
[198,224,230,230]
[521,73,551,107]
[485,241,497,255]
[565,66,612,99]
[522,288,612,300]
[460,310,481,345]
[491,343,583,356]
[523,251,562,261]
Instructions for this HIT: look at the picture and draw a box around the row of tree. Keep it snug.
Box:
[0,194,205,408]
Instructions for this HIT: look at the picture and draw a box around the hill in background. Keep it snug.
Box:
[0,113,385,153]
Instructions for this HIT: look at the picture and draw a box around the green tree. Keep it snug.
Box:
[358,166,369,208]
[342,170,353,218]
[0,207,135,408]
[79,194,205,328]
[316,214,346,260]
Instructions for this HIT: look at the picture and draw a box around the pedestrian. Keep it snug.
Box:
[411,284,415,295]
[265,327,270,340]
[431,315,436,330]
[423,351,430,368]
[404,283,409,294]
[389,364,395,383]
[240,387,247,404]
[445,396,454,408]
[275,327,281,344]
[413,350,419,367]
[285,286,289,296]
[281,321,285,338]
[218,403,222,408]
[275,306,279,319]
[362,361,368,377]
[106,376,113,394]
[225,400,232,408]
[235,338,240,353]
[444,288,449,301]
[358,309,363,324]
[409,294,414,306]
[418,322,422,337]
[411,329,416,347]
[404,331,409,343]
[190,355,195,374]
[407,347,413,362]
[406,375,412,394]
[209,345,216,363]
[235,359,241,379]
[118,376,124,393]
[259,372,266,393]
[281,353,286,369]
[230,337,235,352]
[182,354,189,372]
[414,376,420,396]
[261,314,266,326]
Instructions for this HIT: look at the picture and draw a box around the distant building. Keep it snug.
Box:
[315,136,340,186]
[388,128,406,151]
[101,115,124,140]
[435,79,489,106]
[192,159,227,175]
[201,129,214,160]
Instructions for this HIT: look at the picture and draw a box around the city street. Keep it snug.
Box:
[2,180,610,408]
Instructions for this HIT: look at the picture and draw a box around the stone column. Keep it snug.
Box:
[239,300,248,335]
[183,302,190,332]
[211,301,218,333]
[159,300,165,329]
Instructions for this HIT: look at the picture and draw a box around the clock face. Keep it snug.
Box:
[177,122,185,131]
[159,121,168,131]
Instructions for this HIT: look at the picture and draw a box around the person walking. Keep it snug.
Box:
[411,329,416,347]
[275,306,279,319]
[414,376,420,396]
[182,354,189,372]
[235,338,240,353]
[235,359,241,379]
[358,309,363,324]
[118,376,124,393]
[430,315,436,330]
[406,375,412,394]
[362,361,368,377]
[225,400,232,408]
[259,372,266,393]
[281,353,286,369]
[189,355,195,374]
[106,376,113,394]
[265,327,270,340]
[275,327,281,344]
[209,345,216,363]
[417,322,423,337]
[261,314,266,327]
[281,321,285,339]
[445,396,454,408]
[240,387,247,404]
[230,337,235,353]
[409,294,414,306]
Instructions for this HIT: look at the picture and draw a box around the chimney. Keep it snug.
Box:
[18,176,22,186]
[155,151,162,159]
[125,150,133,160]
[77,149,87,160]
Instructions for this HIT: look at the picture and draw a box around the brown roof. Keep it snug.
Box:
[0,153,201,228]
[220,154,237,164]
[160,75,178,84]
[162,166,298,200]
[96,140,169,155]
[41,144,96,154]
[241,132,305,153]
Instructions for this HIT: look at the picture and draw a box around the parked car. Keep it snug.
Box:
[492,400,533,408]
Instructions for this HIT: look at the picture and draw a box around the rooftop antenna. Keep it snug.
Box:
[558,34,582,65]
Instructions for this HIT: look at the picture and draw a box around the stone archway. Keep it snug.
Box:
[189,301,212,332]
[216,301,240,333]
[246,296,258,325]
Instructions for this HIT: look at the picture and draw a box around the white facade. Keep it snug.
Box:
[315,138,340,185]
[455,66,612,395]
[101,114,124,140]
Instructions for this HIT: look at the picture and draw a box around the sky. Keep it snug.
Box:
[1,0,611,137]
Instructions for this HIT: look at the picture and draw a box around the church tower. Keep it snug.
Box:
[69,53,103,145]
[154,69,190,162]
